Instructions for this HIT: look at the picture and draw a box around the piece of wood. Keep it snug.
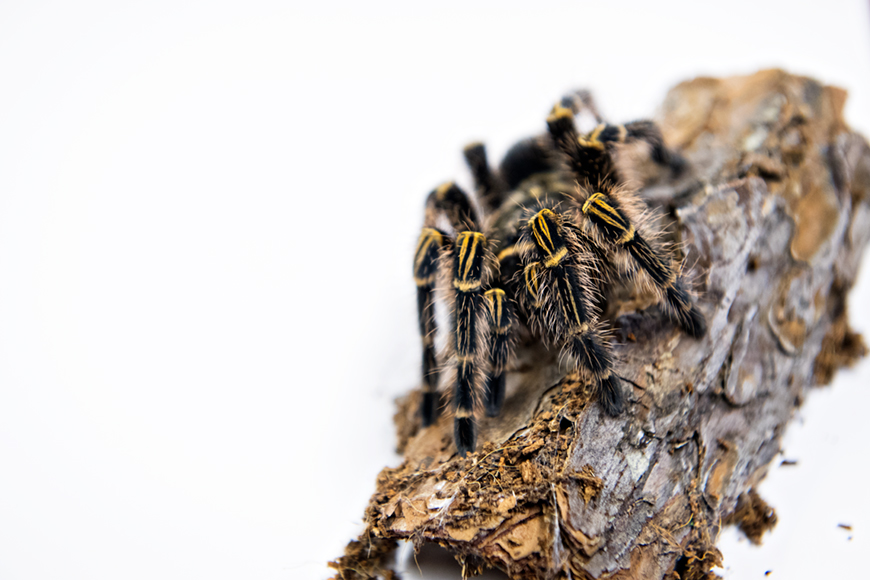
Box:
[329,70,870,580]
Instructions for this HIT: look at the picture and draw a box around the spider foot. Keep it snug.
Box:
[484,373,505,417]
[454,415,476,457]
[666,280,707,338]
[598,373,625,417]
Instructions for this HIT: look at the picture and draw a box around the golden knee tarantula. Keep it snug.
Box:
[413,92,706,457]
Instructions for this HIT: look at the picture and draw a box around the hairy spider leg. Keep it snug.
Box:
[483,288,515,417]
[546,105,706,338]
[547,103,686,185]
[451,230,488,456]
[560,88,605,125]
[493,231,534,306]
[463,142,508,214]
[623,120,687,175]
[461,143,523,419]
[417,182,498,455]
[413,226,446,426]
[581,191,707,337]
[424,181,480,231]
[523,208,625,416]
[412,181,481,426]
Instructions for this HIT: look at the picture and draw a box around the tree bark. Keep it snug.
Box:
[329,70,870,580]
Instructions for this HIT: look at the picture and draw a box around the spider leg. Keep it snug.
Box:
[546,105,706,338]
[450,229,489,456]
[547,103,687,184]
[483,288,515,417]
[413,226,447,426]
[417,182,493,456]
[560,88,605,126]
[493,231,533,302]
[623,120,687,175]
[413,181,480,427]
[424,181,479,230]
[521,208,625,416]
[463,142,508,214]
[583,190,707,337]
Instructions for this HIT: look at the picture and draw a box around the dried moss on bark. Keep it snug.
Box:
[329,70,870,580]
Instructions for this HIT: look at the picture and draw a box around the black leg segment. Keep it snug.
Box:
[414,227,445,426]
[580,190,706,338]
[483,288,514,417]
[525,208,626,416]
[451,231,487,456]
[463,142,506,214]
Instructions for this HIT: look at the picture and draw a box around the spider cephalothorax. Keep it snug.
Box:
[413,92,706,456]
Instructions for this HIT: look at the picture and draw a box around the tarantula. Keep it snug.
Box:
[413,92,706,457]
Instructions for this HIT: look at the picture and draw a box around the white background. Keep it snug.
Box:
[1,1,868,579]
